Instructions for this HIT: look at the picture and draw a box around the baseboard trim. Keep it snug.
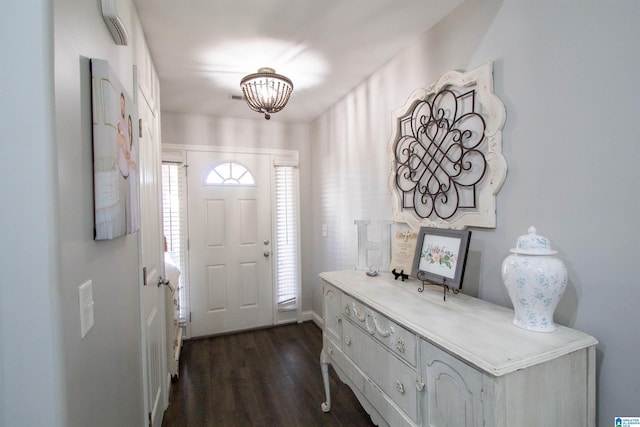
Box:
[310,310,323,329]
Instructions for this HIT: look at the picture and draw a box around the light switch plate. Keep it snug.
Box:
[79,280,94,338]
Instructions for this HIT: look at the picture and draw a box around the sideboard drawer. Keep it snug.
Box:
[343,295,417,367]
[343,320,418,423]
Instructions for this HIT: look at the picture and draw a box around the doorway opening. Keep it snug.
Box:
[162,147,301,337]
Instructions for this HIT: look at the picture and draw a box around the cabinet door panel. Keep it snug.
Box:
[422,339,483,427]
[323,283,342,347]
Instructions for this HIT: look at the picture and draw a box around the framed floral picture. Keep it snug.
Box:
[411,227,471,290]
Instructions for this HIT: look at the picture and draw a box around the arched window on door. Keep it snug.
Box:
[205,162,255,185]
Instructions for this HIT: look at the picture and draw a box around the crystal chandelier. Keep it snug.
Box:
[240,67,293,120]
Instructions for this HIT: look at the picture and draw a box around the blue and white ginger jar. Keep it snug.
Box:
[501,226,567,332]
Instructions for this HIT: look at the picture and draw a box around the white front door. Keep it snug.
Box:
[187,151,274,337]
[138,90,166,427]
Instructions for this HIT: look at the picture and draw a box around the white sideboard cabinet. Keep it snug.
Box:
[319,270,597,427]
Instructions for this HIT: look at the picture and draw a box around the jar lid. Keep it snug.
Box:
[510,226,557,255]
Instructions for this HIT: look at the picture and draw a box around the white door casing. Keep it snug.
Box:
[138,86,166,427]
[187,151,274,337]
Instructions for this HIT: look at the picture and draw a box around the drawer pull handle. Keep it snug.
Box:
[344,306,351,317]
[374,320,392,337]
[396,381,405,394]
[395,339,405,353]
[364,311,393,337]
[345,336,351,345]
[352,303,366,321]
[416,380,425,392]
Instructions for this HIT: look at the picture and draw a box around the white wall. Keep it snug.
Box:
[3,1,149,425]
[53,0,147,425]
[161,113,314,313]
[1,1,65,426]
[309,0,640,423]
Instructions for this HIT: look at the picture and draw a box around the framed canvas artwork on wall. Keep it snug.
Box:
[90,58,139,240]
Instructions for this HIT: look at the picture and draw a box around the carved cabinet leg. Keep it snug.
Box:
[320,348,331,412]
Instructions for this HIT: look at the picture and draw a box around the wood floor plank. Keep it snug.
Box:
[161,322,375,427]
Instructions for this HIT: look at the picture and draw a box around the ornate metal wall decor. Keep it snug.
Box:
[388,62,507,230]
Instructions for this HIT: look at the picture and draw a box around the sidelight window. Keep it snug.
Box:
[274,165,299,310]
[162,162,188,323]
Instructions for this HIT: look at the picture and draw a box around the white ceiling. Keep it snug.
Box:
[133,0,464,122]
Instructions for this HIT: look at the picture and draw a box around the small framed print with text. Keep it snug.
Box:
[411,227,471,291]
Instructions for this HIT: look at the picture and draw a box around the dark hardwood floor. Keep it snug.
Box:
[161,321,376,427]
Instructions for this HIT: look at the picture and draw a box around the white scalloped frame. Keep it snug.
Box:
[388,61,506,230]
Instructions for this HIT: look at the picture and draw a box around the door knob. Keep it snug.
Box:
[264,250,270,257]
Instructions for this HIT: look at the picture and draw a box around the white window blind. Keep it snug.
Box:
[162,162,187,323]
[274,166,299,309]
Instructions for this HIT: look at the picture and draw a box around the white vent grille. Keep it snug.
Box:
[101,0,129,46]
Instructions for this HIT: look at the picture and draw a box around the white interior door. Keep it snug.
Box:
[187,151,274,337]
[138,89,166,427]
